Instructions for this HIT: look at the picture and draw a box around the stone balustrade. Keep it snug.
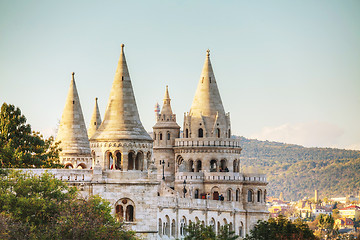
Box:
[20,168,93,182]
[175,172,267,183]
[158,196,242,212]
[175,138,241,148]
[12,168,157,183]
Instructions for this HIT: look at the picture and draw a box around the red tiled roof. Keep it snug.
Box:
[339,205,360,211]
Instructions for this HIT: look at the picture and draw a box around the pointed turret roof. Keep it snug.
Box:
[91,44,152,141]
[153,85,180,129]
[160,85,173,115]
[189,49,226,118]
[87,97,102,138]
[56,72,91,156]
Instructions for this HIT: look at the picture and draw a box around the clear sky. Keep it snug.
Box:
[1,0,359,150]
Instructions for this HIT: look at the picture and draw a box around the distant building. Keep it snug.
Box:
[339,206,360,219]
[331,195,359,204]
[335,218,354,230]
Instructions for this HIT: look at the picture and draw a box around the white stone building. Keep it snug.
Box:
[34,45,268,239]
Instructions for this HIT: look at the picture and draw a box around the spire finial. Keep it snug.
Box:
[95,97,98,102]
[206,49,210,57]
[121,44,125,50]
[71,72,75,81]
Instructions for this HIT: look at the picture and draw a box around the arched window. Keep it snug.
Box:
[185,129,189,138]
[236,189,240,201]
[115,152,122,170]
[107,152,113,169]
[135,151,143,170]
[210,159,217,172]
[217,221,220,234]
[198,128,203,138]
[220,159,227,172]
[228,129,231,138]
[171,219,176,237]
[217,128,220,138]
[257,190,262,202]
[77,163,86,169]
[115,198,135,222]
[128,152,135,170]
[154,133,156,140]
[195,189,199,199]
[165,215,170,236]
[211,187,220,200]
[239,222,244,238]
[126,205,134,221]
[167,132,170,140]
[233,160,237,173]
[65,163,74,169]
[116,205,124,221]
[180,217,186,236]
[248,190,253,202]
[223,218,228,225]
[196,160,202,172]
[160,133,163,140]
[210,218,215,232]
[227,189,232,201]
[189,160,194,172]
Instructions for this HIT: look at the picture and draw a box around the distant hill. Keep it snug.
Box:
[237,136,360,201]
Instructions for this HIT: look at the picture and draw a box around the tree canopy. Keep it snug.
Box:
[0,103,62,168]
[0,170,137,240]
[244,215,317,240]
[184,221,238,240]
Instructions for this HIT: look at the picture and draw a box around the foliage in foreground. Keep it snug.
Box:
[0,170,138,240]
[184,221,238,240]
[244,215,317,240]
[0,102,62,168]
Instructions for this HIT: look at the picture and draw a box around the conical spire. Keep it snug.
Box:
[189,49,225,118]
[87,97,102,138]
[56,72,91,157]
[91,44,152,141]
[160,85,173,115]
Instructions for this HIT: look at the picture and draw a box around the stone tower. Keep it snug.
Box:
[87,97,102,139]
[184,49,231,140]
[90,44,153,171]
[174,49,242,198]
[315,190,319,203]
[153,86,180,186]
[56,72,92,169]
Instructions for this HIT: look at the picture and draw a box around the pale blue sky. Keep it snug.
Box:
[1,0,359,149]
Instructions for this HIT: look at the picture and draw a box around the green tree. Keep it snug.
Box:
[0,103,62,168]
[244,215,317,240]
[184,221,216,240]
[217,224,238,240]
[0,170,138,240]
[316,214,337,239]
[185,222,238,240]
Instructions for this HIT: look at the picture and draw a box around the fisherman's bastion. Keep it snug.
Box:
[26,44,268,239]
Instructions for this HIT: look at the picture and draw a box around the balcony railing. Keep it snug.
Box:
[175,138,241,148]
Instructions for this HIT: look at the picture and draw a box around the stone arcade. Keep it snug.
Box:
[29,45,268,239]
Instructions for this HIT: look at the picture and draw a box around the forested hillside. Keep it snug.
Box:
[238,136,360,201]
